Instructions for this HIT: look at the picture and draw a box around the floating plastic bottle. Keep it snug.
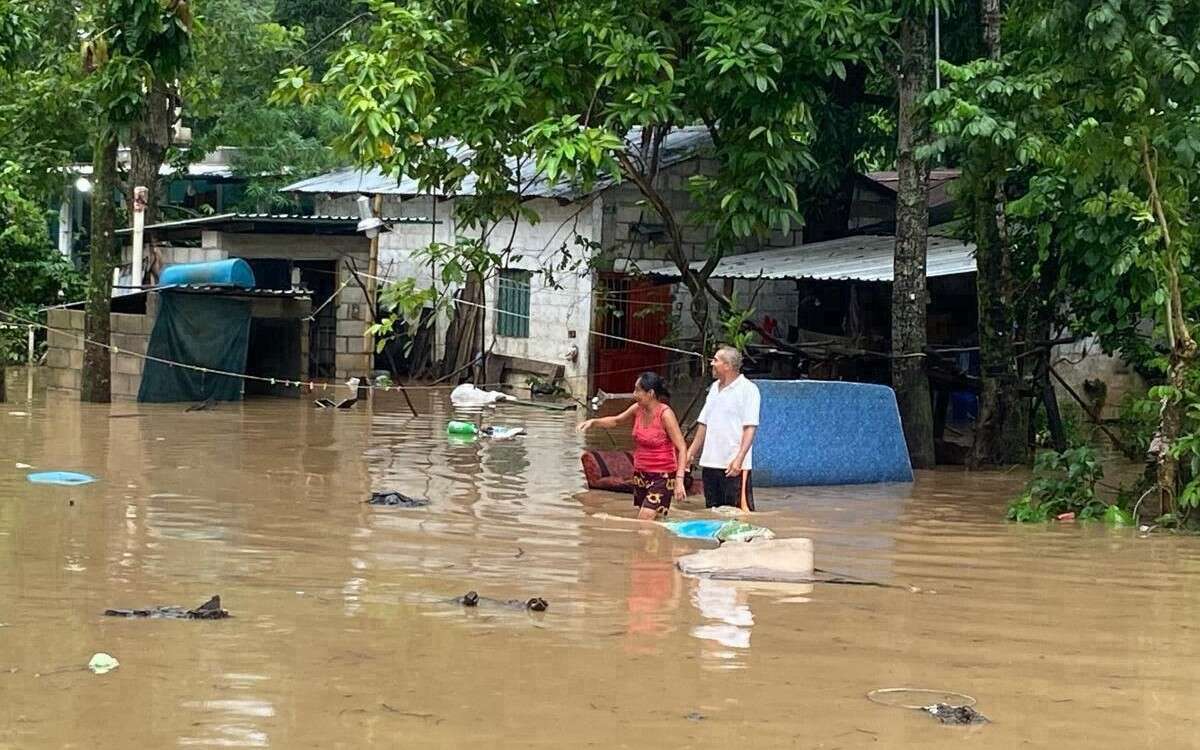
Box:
[446,420,479,436]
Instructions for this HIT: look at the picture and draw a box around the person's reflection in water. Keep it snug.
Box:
[689,577,754,660]
[624,535,680,652]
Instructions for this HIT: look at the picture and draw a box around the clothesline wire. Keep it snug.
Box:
[1,308,699,393]
[34,273,698,360]
[296,262,678,309]
[331,264,703,360]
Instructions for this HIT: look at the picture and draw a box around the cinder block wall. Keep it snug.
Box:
[109,312,152,399]
[45,309,85,392]
[45,307,153,400]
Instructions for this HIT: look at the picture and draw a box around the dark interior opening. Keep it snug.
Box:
[244,318,302,397]
[296,260,337,380]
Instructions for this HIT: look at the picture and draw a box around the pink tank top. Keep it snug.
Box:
[632,403,677,474]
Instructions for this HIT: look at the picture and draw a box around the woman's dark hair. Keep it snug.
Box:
[636,372,671,401]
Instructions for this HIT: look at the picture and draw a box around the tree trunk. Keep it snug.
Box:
[128,81,172,226]
[970,167,1028,464]
[81,131,119,403]
[1027,236,1067,452]
[891,12,936,469]
[128,80,174,285]
[971,0,1029,466]
[1138,134,1199,517]
[1155,354,1187,516]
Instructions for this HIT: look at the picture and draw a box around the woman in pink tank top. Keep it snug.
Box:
[579,372,689,519]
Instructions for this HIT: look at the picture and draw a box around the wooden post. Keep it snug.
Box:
[131,186,147,288]
[366,195,382,312]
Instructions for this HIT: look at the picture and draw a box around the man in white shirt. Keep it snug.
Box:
[686,345,761,511]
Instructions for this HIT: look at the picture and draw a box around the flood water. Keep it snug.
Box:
[3,375,1200,748]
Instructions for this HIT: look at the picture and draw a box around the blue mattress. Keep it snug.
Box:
[750,380,913,486]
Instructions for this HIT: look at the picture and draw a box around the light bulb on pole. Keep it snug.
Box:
[356,195,384,239]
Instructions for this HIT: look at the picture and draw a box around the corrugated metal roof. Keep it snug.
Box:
[115,213,433,235]
[636,233,976,282]
[166,284,312,298]
[63,285,311,309]
[281,126,713,199]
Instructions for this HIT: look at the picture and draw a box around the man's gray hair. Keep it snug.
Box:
[715,345,743,372]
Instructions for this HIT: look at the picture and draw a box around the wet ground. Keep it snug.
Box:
[3,375,1200,748]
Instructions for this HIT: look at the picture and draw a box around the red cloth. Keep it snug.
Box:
[632,404,678,474]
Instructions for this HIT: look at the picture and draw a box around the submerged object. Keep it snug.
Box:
[104,595,229,620]
[452,591,548,611]
[366,491,430,507]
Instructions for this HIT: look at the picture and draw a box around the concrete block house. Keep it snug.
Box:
[283,127,804,397]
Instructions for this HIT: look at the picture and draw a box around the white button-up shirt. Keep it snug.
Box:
[697,375,761,470]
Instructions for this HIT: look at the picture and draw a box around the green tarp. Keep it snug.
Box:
[138,292,251,403]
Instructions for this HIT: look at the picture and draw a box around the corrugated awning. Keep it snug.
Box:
[115,213,435,236]
[635,233,976,282]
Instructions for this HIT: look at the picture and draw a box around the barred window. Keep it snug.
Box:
[495,269,531,338]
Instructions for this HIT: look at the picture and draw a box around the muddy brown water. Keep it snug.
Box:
[2,379,1200,748]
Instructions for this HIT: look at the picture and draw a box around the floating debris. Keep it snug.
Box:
[453,591,547,612]
[87,653,119,675]
[185,397,216,412]
[867,688,988,726]
[27,471,95,486]
[926,703,989,725]
[104,595,229,620]
[366,491,430,507]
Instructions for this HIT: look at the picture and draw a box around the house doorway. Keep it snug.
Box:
[296,260,337,380]
[592,272,672,393]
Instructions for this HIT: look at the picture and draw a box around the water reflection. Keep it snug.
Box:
[624,541,679,650]
[690,577,754,655]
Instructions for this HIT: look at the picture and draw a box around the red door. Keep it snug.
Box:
[592,273,672,393]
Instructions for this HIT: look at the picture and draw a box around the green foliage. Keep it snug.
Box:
[1151,374,1200,510]
[1033,402,1084,449]
[271,0,899,320]
[369,277,437,356]
[1118,391,1160,457]
[0,165,85,362]
[182,0,347,208]
[84,0,195,129]
[1007,446,1107,522]
[924,1,1200,361]
[719,295,755,354]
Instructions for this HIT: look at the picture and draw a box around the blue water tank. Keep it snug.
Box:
[159,258,256,289]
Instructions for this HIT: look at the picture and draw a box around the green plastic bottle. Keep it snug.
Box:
[447,420,479,436]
